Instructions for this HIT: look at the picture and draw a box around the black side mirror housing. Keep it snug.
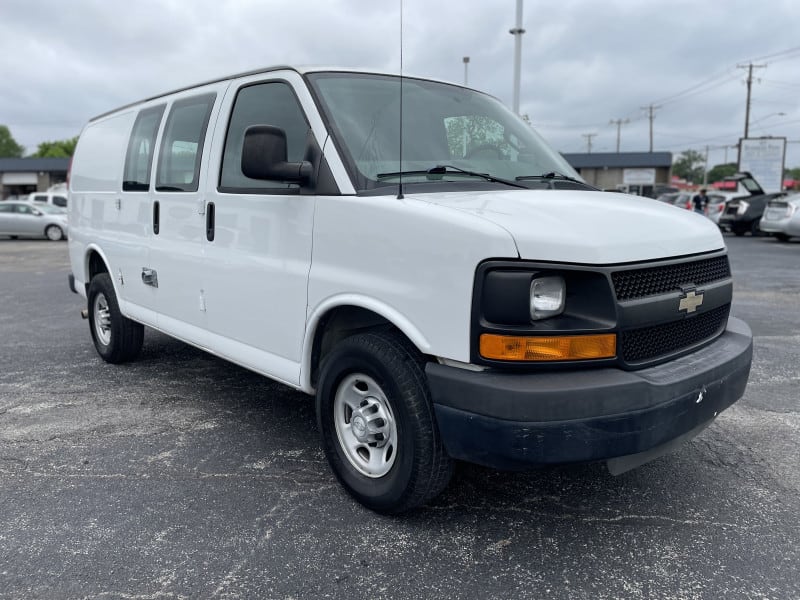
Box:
[241,125,313,184]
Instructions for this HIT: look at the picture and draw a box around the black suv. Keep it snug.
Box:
[718,172,787,236]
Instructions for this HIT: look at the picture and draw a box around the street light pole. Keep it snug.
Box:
[462,56,470,86]
[509,0,525,115]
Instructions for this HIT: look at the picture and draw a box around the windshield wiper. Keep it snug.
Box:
[515,171,586,184]
[376,165,527,189]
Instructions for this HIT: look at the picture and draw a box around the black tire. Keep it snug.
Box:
[749,220,762,237]
[87,273,144,363]
[316,331,453,514]
[775,233,790,242]
[733,227,745,237]
[45,225,64,241]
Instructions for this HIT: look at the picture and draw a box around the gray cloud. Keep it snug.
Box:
[1,0,798,167]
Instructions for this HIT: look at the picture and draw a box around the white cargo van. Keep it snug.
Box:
[68,67,752,513]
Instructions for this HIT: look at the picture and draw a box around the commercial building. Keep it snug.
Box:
[0,158,70,199]
[562,151,673,197]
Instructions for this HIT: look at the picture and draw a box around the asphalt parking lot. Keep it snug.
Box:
[1,235,798,599]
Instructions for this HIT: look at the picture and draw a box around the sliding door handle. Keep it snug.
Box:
[206,202,215,242]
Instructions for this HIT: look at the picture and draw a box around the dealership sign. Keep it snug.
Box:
[738,137,786,194]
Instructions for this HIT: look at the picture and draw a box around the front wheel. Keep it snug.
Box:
[316,331,453,513]
[87,273,144,363]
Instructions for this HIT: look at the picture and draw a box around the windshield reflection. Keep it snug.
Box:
[307,72,582,192]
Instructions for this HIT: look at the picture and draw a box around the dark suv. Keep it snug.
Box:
[718,172,786,236]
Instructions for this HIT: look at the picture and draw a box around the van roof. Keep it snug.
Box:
[90,66,461,122]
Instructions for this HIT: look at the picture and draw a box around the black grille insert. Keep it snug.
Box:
[612,256,731,301]
[620,304,730,364]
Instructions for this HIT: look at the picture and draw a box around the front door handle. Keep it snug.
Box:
[206,202,215,242]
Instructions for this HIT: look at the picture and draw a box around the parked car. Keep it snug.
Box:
[759,193,800,241]
[671,192,693,210]
[718,172,786,236]
[655,192,679,204]
[28,191,68,208]
[0,201,69,240]
[705,191,742,226]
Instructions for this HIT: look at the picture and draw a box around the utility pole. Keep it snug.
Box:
[509,0,525,115]
[641,104,661,152]
[703,145,709,186]
[582,133,597,153]
[737,62,766,138]
[609,118,629,153]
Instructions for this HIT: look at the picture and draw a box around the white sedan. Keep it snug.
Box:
[0,201,69,241]
[759,193,800,242]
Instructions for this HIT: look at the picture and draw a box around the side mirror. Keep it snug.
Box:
[241,125,313,184]
[32,209,43,216]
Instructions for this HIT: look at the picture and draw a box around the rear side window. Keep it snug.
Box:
[219,82,309,193]
[156,93,216,192]
[53,196,67,207]
[123,104,165,191]
[32,195,48,202]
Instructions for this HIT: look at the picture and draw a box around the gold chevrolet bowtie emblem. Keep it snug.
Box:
[679,290,704,313]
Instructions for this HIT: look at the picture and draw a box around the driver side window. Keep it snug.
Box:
[219,81,310,193]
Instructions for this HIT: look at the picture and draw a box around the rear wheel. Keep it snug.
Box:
[749,220,761,237]
[775,233,790,242]
[87,273,144,363]
[316,331,453,513]
[45,225,64,241]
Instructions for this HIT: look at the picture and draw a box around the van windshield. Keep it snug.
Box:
[306,72,584,193]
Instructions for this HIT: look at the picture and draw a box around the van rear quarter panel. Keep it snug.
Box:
[69,110,138,292]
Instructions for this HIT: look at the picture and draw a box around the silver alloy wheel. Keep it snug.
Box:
[93,292,112,346]
[45,226,63,241]
[333,373,398,478]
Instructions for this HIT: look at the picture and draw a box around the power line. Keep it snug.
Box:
[609,118,629,152]
[737,63,767,138]
[641,104,661,152]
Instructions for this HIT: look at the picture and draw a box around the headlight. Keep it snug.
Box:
[530,275,565,320]
[737,200,750,215]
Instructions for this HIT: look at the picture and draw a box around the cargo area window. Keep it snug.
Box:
[219,82,309,193]
[156,93,216,192]
[123,104,165,192]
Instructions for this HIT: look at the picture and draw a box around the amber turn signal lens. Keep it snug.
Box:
[480,333,616,361]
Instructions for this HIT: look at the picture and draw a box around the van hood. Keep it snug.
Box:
[412,188,725,264]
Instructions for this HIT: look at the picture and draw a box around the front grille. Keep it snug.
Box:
[620,304,730,364]
[612,256,731,301]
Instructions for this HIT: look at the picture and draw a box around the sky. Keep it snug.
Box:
[1,0,799,170]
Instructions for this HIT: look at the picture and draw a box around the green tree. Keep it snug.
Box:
[672,149,705,183]
[706,162,738,183]
[785,167,800,180]
[32,136,79,158]
[0,125,25,157]
[445,116,506,159]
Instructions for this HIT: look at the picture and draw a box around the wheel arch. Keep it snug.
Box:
[301,297,432,394]
[83,245,112,295]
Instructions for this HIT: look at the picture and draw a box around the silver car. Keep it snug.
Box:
[0,201,69,241]
[759,193,800,242]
